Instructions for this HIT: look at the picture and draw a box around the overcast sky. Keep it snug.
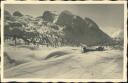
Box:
[4,4,124,37]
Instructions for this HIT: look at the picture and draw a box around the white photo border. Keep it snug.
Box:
[1,1,127,82]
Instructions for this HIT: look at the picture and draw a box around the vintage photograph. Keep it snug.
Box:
[1,1,127,82]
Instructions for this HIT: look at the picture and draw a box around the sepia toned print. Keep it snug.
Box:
[1,1,127,82]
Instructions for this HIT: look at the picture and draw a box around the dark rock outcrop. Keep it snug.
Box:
[42,11,56,22]
[13,11,23,17]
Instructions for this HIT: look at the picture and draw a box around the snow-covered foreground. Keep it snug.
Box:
[4,45,123,79]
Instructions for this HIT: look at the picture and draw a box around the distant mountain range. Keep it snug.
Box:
[112,29,124,39]
[4,10,114,46]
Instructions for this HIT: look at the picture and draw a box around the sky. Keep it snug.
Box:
[4,4,124,37]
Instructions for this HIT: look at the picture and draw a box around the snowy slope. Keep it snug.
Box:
[4,46,123,79]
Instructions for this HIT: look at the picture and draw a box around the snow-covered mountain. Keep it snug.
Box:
[112,29,124,39]
[112,29,124,46]
[4,10,113,46]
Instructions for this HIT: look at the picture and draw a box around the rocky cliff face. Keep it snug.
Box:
[55,10,112,46]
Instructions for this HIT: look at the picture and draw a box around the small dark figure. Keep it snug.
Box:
[83,46,88,53]
[96,46,104,51]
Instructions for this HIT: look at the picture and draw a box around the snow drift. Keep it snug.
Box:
[4,46,123,79]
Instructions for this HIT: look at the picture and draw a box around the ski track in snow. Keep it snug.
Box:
[4,46,123,79]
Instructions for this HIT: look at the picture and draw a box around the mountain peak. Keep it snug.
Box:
[13,11,23,17]
[42,11,57,22]
[61,10,72,15]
